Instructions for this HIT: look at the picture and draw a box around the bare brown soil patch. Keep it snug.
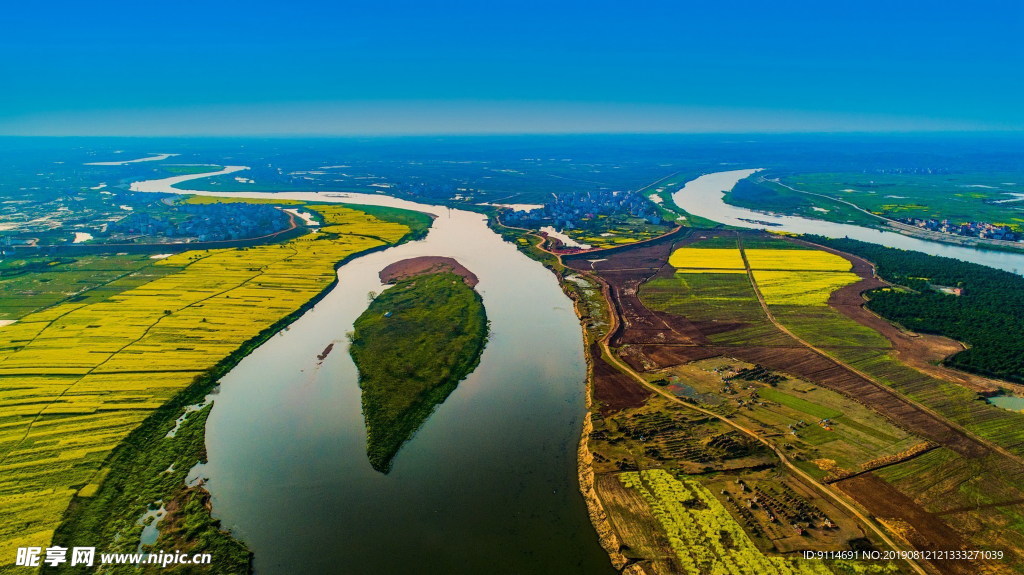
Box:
[572,230,1020,572]
[591,342,652,414]
[564,229,694,273]
[607,277,707,347]
[570,231,990,459]
[379,256,479,286]
[622,345,721,372]
[836,474,988,575]
[596,473,678,574]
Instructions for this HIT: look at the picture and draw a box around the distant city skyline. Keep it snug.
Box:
[2,0,1021,135]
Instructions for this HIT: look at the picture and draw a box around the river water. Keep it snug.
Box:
[131,174,614,574]
[130,162,1022,575]
[672,169,1024,275]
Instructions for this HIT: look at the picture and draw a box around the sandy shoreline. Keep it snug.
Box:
[130,165,250,193]
[477,202,543,212]
[540,226,591,249]
[85,153,179,166]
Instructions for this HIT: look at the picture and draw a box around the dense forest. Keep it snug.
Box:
[807,236,1024,383]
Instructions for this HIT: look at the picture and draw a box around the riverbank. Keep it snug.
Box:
[490,214,657,573]
[29,204,426,571]
[566,278,630,572]
[133,182,613,573]
[673,169,1024,275]
[756,178,1024,255]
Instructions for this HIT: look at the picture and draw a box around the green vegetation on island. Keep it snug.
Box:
[350,271,488,473]
[807,235,1024,383]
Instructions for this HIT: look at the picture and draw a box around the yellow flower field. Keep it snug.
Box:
[0,203,415,560]
[669,248,746,270]
[620,470,832,575]
[745,249,851,272]
[752,270,861,306]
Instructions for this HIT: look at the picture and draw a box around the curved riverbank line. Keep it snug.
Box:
[125,171,615,574]
[86,153,179,166]
[672,169,1024,275]
[1,204,419,565]
[130,165,250,193]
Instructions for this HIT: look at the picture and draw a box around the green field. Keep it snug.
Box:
[874,448,1024,572]
[561,216,673,250]
[772,239,1024,456]
[0,255,176,320]
[350,271,488,472]
[661,358,919,475]
[756,387,842,420]
[771,305,891,348]
[777,172,1024,231]
[725,178,883,228]
[840,351,1024,456]
[739,235,814,250]
[641,273,790,346]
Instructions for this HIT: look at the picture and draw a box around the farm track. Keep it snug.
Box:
[0,247,299,466]
[555,228,1024,575]
[571,232,995,461]
[739,237,1024,468]
[734,237,992,461]
[793,238,1014,395]
[518,220,1020,574]
[0,251,217,358]
[568,250,928,575]
[556,233,928,574]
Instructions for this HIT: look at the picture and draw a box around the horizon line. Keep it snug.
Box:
[1,129,1023,139]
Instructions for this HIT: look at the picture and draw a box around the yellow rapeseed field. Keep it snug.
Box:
[752,270,861,306]
[0,204,413,559]
[620,470,832,575]
[744,249,851,272]
[668,248,746,271]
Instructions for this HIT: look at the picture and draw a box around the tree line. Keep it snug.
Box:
[806,235,1024,383]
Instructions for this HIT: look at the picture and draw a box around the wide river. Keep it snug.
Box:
[673,169,1024,275]
[130,164,1021,574]
[132,170,615,574]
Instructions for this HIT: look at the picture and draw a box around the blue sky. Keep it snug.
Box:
[1,0,1021,135]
